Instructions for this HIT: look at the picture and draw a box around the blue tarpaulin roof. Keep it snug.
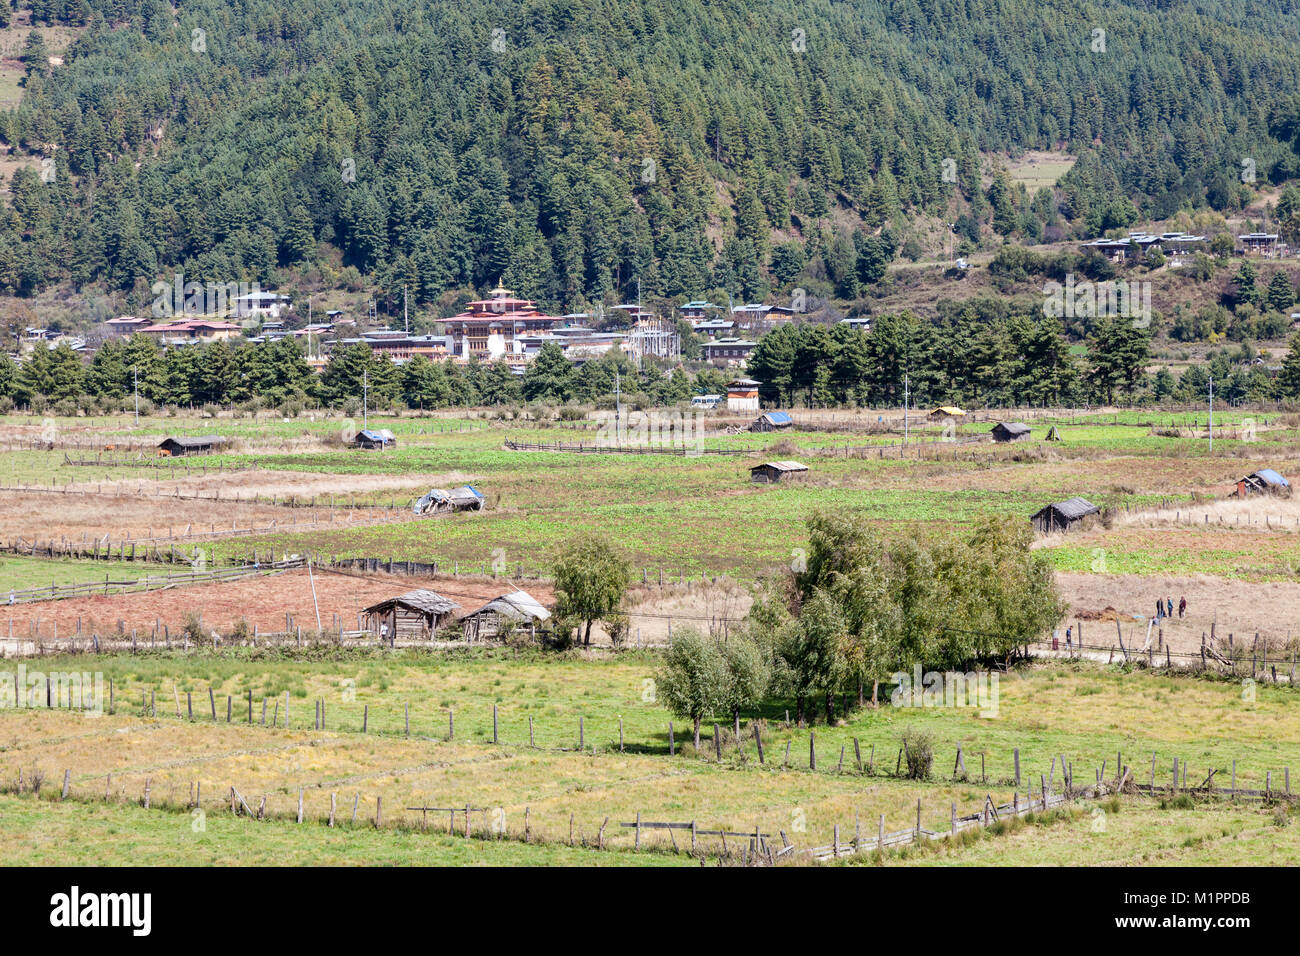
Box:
[763,411,793,424]
[1251,469,1289,487]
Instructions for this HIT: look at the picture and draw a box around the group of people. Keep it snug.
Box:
[1051,596,1190,654]
[1155,596,1187,621]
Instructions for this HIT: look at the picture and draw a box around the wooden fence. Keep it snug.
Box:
[2,559,302,607]
[8,686,1296,864]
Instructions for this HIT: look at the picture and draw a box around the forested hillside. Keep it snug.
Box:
[4,0,1300,312]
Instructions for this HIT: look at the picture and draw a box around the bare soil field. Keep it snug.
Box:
[0,489,395,542]
[64,469,483,501]
[0,569,555,646]
[1057,572,1300,654]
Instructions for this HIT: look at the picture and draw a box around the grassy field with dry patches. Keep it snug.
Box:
[0,653,1297,864]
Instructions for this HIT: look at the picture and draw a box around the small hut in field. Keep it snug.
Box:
[460,590,551,641]
[1030,497,1100,533]
[990,422,1031,443]
[750,460,808,483]
[361,590,461,640]
[1236,469,1290,497]
[158,435,226,457]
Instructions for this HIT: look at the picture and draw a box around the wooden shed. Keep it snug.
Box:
[750,411,794,432]
[750,460,808,483]
[460,590,552,642]
[354,429,396,450]
[361,589,461,640]
[158,435,226,457]
[1236,469,1290,497]
[1030,497,1100,533]
[990,422,1031,442]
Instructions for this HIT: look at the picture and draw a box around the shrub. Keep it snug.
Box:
[900,727,934,779]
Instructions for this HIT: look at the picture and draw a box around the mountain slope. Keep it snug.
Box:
[2,0,1300,311]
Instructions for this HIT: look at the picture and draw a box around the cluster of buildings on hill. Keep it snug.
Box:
[46,284,840,373]
[1079,230,1290,264]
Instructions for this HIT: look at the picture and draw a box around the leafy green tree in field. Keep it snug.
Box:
[14,342,83,404]
[319,342,397,408]
[783,589,849,725]
[552,536,631,648]
[657,630,728,750]
[719,638,771,729]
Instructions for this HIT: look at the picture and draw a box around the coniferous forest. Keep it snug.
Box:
[4,0,1300,312]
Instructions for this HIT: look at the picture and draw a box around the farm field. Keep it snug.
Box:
[0,654,1296,865]
[0,406,1296,642]
[1,406,1298,870]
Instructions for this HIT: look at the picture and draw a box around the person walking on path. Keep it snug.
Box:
[1179,596,1186,618]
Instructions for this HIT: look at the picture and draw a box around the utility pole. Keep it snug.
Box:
[614,369,622,444]
[403,285,409,335]
[362,366,369,431]
[1208,373,1214,454]
[903,371,909,444]
[133,367,139,427]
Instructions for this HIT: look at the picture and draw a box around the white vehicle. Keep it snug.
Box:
[691,394,721,409]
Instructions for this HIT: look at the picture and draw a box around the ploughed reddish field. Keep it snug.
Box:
[0,568,554,644]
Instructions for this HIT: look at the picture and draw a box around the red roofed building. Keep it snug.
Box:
[447,283,561,360]
[138,320,243,346]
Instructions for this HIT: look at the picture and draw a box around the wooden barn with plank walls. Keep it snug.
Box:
[460,590,551,642]
[1030,497,1100,533]
[158,435,227,457]
[750,460,808,483]
[361,590,461,640]
[990,422,1031,442]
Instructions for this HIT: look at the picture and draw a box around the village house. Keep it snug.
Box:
[138,320,242,346]
[233,291,292,320]
[1238,233,1283,257]
[104,316,150,337]
[726,378,761,412]
[692,318,736,338]
[702,338,758,364]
